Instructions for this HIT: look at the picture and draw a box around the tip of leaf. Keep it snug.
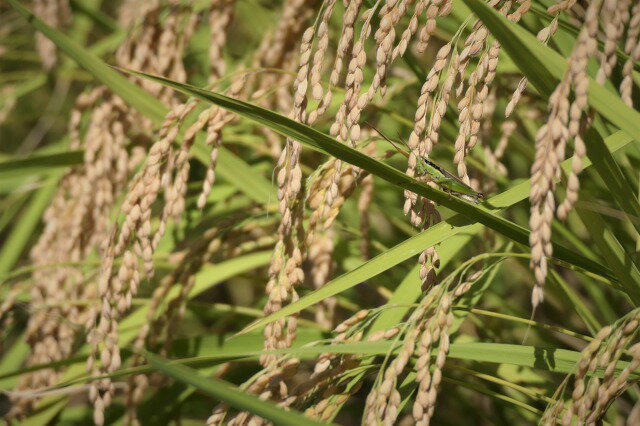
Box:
[236,320,261,336]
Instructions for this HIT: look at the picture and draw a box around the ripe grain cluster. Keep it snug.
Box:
[2,0,640,425]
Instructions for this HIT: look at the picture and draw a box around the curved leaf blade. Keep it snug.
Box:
[122,69,615,287]
[145,352,330,426]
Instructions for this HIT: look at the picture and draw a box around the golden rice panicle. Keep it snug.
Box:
[345,0,414,140]
[8,1,204,409]
[584,314,640,423]
[546,325,612,425]
[261,26,312,367]
[308,0,337,107]
[455,1,518,186]
[364,278,474,426]
[256,0,313,71]
[197,75,246,209]
[453,15,497,184]
[306,385,362,422]
[391,0,427,60]
[418,220,441,291]
[116,0,156,27]
[33,0,71,70]
[302,309,369,403]
[547,0,577,15]
[400,43,453,288]
[326,153,370,229]
[506,5,562,118]
[425,48,458,156]
[306,159,337,243]
[466,37,501,153]
[529,79,570,309]
[596,0,631,85]
[484,119,515,176]
[455,18,489,98]
[330,3,375,144]
[296,324,368,411]
[370,0,405,98]
[306,161,369,323]
[208,0,236,82]
[364,322,424,425]
[529,0,605,299]
[116,3,198,107]
[621,1,640,107]
[308,0,363,124]
[87,102,196,425]
[343,0,404,144]
[196,0,245,209]
[413,295,452,425]
[10,88,141,419]
[304,143,375,328]
[557,1,600,220]
[403,43,452,222]
[221,358,300,425]
[416,0,452,54]
[251,0,316,119]
[319,7,376,262]
[413,271,481,425]
[334,309,370,335]
[159,102,207,235]
[545,311,640,425]
[454,52,487,185]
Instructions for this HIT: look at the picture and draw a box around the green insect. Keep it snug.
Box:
[369,124,485,204]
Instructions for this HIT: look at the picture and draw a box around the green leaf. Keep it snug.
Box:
[575,202,640,304]
[548,270,602,335]
[239,129,634,334]
[6,0,166,122]
[462,0,640,238]
[40,335,640,388]
[462,0,640,139]
[146,352,330,426]
[17,251,272,425]
[0,332,29,388]
[367,232,479,334]
[7,0,275,206]
[0,174,61,275]
[146,339,640,380]
[122,69,614,284]
[0,151,84,180]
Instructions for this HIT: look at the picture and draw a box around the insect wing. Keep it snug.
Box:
[425,159,480,195]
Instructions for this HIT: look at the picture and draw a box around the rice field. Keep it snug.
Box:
[1,0,640,424]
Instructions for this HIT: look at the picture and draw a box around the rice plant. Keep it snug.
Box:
[1,0,640,424]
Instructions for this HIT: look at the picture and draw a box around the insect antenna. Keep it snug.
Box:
[365,121,410,159]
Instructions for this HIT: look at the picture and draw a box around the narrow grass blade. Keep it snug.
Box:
[0,151,83,180]
[8,0,275,206]
[463,0,640,237]
[141,339,640,380]
[0,175,61,275]
[18,251,272,424]
[240,129,633,335]
[548,270,601,335]
[575,202,640,304]
[122,69,612,285]
[145,352,329,426]
[367,232,477,334]
[462,0,640,139]
[6,0,166,122]
[28,333,638,391]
